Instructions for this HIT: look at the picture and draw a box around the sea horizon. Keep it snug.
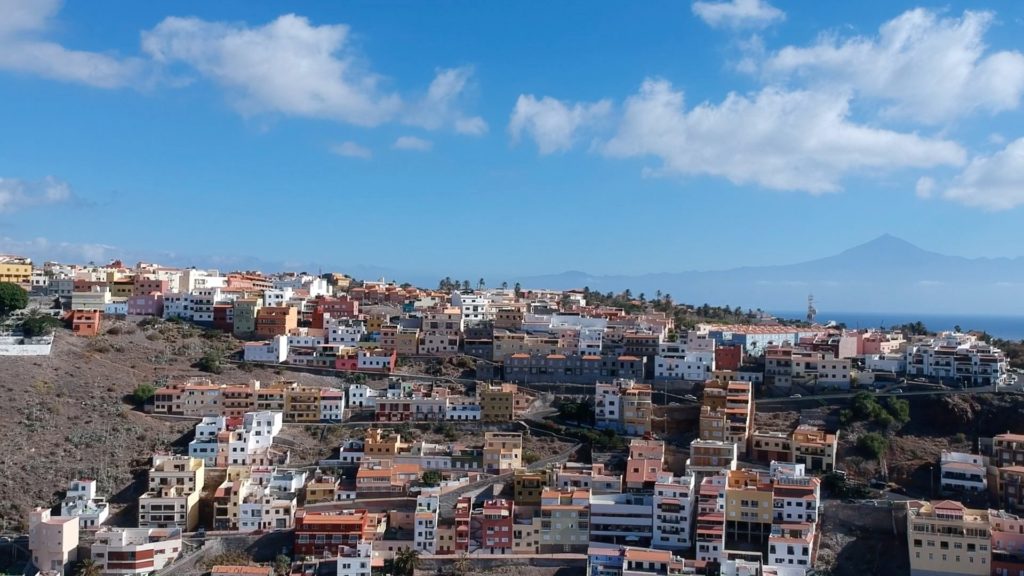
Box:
[773,310,1024,341]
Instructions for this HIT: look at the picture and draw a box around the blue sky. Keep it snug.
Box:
[2,0,1024,281]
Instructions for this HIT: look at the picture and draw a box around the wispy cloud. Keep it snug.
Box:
[330,141,373,159]
[0,176,75,213]
[692,0,785,30]
[509,94,612,154]
[393,136,433,151]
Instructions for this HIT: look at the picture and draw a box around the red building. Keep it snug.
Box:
[294,510,369,558]
[478,499,514,554]
[310,296,360,329]
[226,273,273,291]
[69,310,102,336]
[334,348,359,371]
[715,345,742,371]
[212,304,234,332]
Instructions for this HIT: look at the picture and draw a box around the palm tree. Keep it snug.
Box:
[393,548,420,576]
[76,559,101,576]
[513,282,522,298]
[478,278,485,290]
[501,281,508,290]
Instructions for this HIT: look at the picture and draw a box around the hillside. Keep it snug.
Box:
[0,318,341,532]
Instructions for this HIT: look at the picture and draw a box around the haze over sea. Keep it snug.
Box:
[773,312,1024,342]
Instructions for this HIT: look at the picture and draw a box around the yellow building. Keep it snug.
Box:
[305,477,339,504]
[479,383,518,422]
[724,469,774,546]
[483,431,523,473]
[364,428,407,457]
[139,455,205,531]
[0,255,32,285]
[907,500,990,576]
[514,469,549,506]
[284,385,321,423]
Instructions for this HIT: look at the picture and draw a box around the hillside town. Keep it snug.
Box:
[2,255,1024,576]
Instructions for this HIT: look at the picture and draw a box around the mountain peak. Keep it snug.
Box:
[842,234,926,256]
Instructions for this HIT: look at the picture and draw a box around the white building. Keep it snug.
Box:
[270,470,308,494]
[413,494,439,554]
[238,483,296,532]
[767,522,814,573]
[445,401,481,421]
[287,329,326,348]
[320,389,346,422]
[348,384,380,409]
[60,480,109,529]
[866,354,906,374]
[588,493,653,545]
[263,288,294,308]
[450,292,491,326]
[336,542,375,576]
[328,319,367,345]
[244,335,289,363]
[162,292,193,321]
[191,288,234,324]
[357,349,393,371]
[90,527,181,576]
[29,508,79,576]
[940,451,988,493]
[652,472,696,551]
[225,411,284,466]
[188,416,227,466]
[906,332,1008,387]
[654,342,716,381]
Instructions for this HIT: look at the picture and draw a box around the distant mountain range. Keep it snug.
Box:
[513,235,1024,316]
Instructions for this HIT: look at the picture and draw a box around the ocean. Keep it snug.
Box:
[772,311,1024,342]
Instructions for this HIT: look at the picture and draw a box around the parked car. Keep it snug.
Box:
[683,394,698,401]
[789,394,802,398]
[892,388,903,394]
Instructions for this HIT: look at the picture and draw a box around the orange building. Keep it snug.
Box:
[254,306,298,338]
[69,310,102,336]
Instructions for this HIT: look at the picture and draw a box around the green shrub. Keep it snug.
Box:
[857,432,889,460]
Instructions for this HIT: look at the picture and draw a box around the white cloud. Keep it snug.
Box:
[0,176,74,213]
[508,95,612,154]
[0,236,117,264]
[393,136,433,151]
[692,0,785,30]
[0,0,141,88]
[602,79,965,193]
[330,141,373,159]
[944,138,1024,210]
[915,176,935,199]
[406,67,488,135]
[763,9,1024,124]
[142,14,402,126]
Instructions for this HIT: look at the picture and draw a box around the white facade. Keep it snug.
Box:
[767,523,814,573]
[320,391,346,421]
[445,402,481,421]
[940,451,987,493]
[653,473,696,551]
[348,384,379,409]
[60,480,110,529]
[188,416,227,466]
[243,335,288,363]
[413,494,439,554]
[162,292,193,321]
[263,288,294,308]
[450,292,491,325]
[654,349,715,381]
[906,332,1008,386]
[91,527,182,576]
[336,542,375,576]
[270,470,308,494]
[594,382,623,431]
[328,319,367,345]
[589,493,654,545]
[866,354,906,373]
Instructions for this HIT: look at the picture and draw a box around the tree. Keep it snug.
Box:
[133,383,156,405]
[857,432,888,460]
[392,548,420,576]
[461,279,471,291]
[421,470,442,486]
[453,552,471,576]
[274,555,291,576]
[513,282,522,298]
[197,351,224,374]
[478,278,485,290]
[75,559,101,576]
[0,282,28,317]
[20,311,60,337]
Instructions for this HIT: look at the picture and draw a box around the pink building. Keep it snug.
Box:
[128,293,165,316]
[991,509,1024,574]
[862,331,905,356]
[478,499,514,554]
